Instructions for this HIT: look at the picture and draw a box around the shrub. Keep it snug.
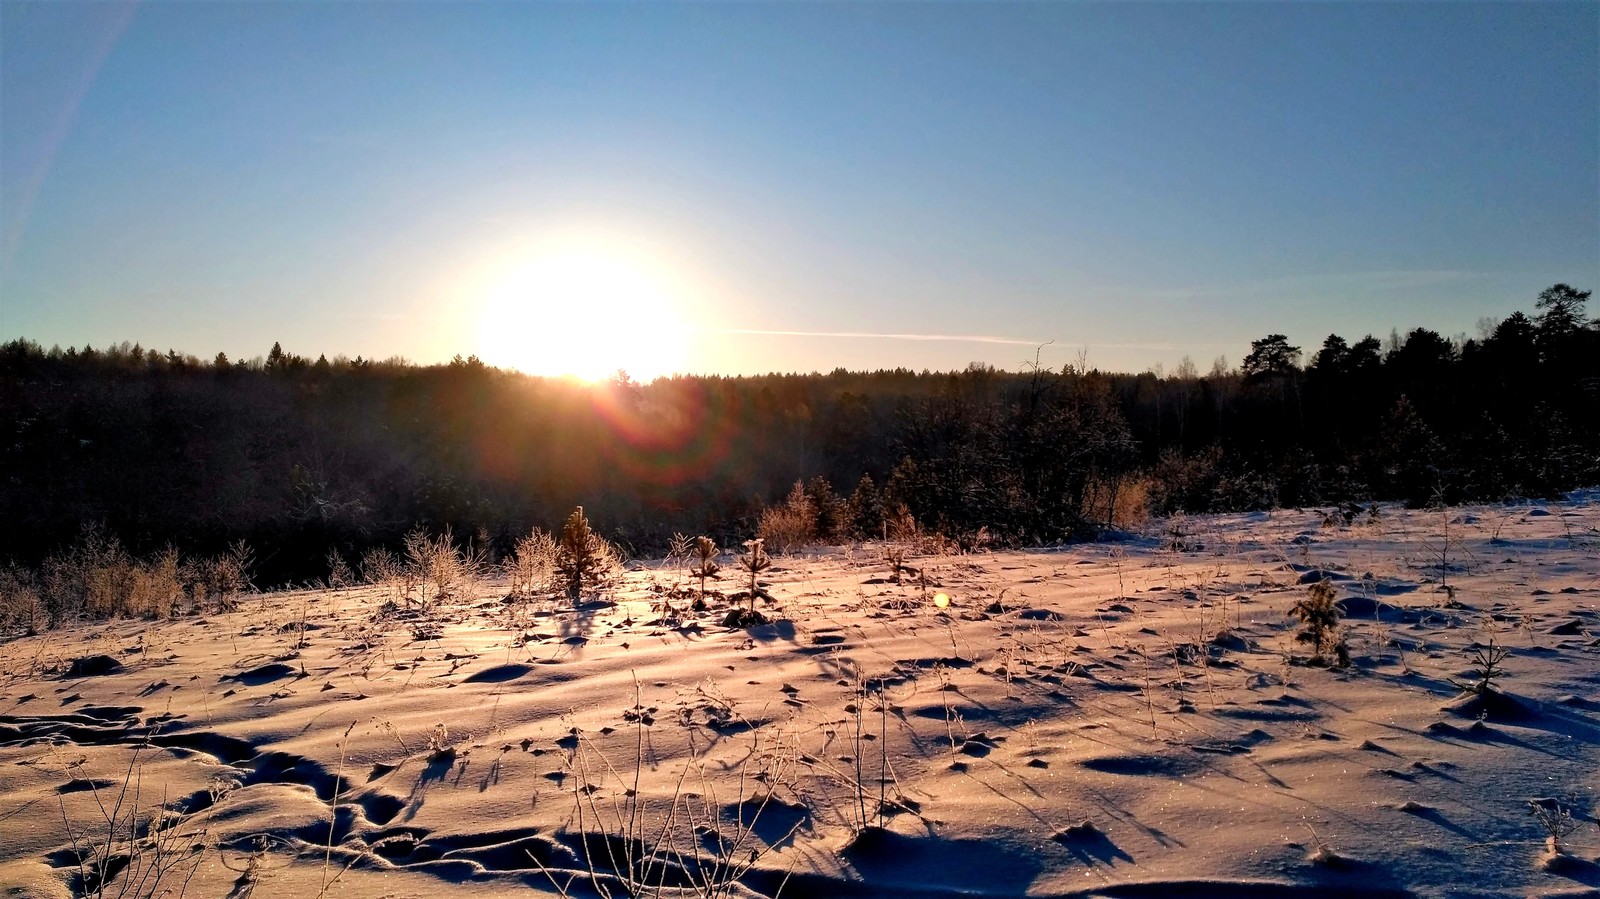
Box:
[504,528,558,597]
[758,481,818,553]
[0,562,43,633]
[18,527,251,626]
[666,532,693,578]
[1147,447,1224,515]
[1082,473,1151,529]
[324,548,354,589]
[952,525,992,554]
[1528,798,1579,855]
[58,743,228,899]
[39,525,134,623]
[883,504,919,542]
[401,527,484,608]
[125,545,184,618]
[883,546,910,584]
[204,540,255,611]
[360,547,404,601]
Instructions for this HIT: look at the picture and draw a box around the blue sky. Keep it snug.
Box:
[3,1,1595,377]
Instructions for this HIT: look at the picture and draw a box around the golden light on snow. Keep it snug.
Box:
[933,592,950,608]
[475,243,689,381]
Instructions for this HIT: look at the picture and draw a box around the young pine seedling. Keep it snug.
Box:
[738,539,770,610]
[555,506,615,603]
[1289,580,1350,668]
[1452,633,1511,698]
[690,536,720,597]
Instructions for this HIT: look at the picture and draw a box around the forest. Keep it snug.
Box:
[1,284,1595,588]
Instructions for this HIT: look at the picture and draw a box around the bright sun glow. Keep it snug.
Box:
[476,246,689,381]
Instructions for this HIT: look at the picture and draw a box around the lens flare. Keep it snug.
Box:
[933,592,950,608]
[586,377,739,488]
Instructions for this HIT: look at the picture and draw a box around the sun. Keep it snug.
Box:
[476,247,689,381]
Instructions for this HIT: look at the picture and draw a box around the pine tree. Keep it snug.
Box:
[1290,580,1349,667]
[738,539,770,610]
[689,536,720,596]
[846,474,884,539]
[1534,283,1591,345]
[555,506,615,601]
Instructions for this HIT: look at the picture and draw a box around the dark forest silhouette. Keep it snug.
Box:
[2,284,1594,587]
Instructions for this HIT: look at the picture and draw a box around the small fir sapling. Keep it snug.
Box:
[1290,580,1350,667]
[555,506,616,603]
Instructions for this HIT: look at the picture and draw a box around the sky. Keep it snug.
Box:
[2,1,1596,379]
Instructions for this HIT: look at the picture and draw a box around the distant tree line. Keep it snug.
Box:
[1122,283,1599,510]
[1,284,1594,586]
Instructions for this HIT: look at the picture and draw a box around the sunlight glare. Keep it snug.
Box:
[476,247,689,381]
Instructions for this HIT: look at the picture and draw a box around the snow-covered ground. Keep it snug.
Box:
[3,498,1598,898]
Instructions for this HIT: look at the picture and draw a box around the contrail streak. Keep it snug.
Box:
[3,1,138,265]
[695,328,1180,352]
[695,328,1042,346]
